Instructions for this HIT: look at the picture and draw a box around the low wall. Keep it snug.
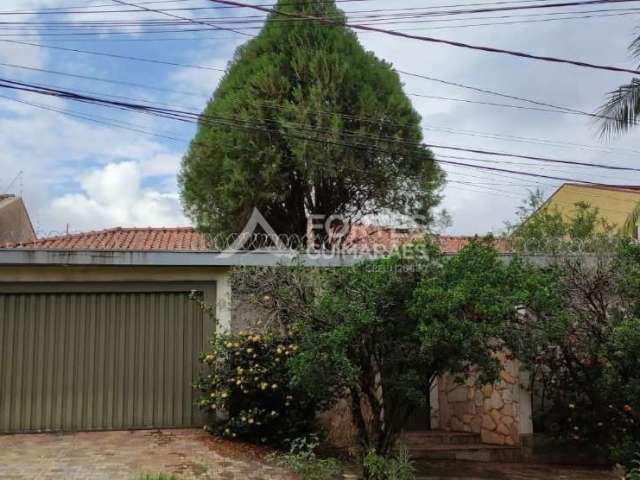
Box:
[432,354,532,446]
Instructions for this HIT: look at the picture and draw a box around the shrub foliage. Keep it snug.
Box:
[196,330,315,447]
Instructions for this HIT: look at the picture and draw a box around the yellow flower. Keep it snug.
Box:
[246,348,254,354]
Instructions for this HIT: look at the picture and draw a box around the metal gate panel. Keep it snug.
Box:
[0,290,210,433]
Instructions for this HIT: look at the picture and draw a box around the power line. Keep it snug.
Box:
[9,64,633,159]
[0,53,633,162]
[0,61,204,98]
[207,0,640,75]
[0,40,227,72]
[0,0,374,15]
[109,0,252,37]
[2,76,640,184]
[0,93,190,143]
[0,34,624,127]
[5,0,639,18]
[5,4,640,27]
[397,70,620,121]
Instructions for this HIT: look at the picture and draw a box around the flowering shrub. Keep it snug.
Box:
[195,330,316,447]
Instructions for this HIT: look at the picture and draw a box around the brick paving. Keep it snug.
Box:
[0,429,618,480]
[0,429,295,480]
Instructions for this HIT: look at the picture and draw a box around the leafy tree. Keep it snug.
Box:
[508,198,640,469]
[507,189,616,253]
[257,242,528,459]
[179,0,443,243]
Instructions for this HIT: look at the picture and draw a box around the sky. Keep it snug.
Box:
[2,0,640,237]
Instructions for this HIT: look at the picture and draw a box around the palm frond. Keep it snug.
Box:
[622,201,640,238]
[597,78,640,138]
[629,32,640,61]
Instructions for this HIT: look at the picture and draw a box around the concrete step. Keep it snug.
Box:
[404,443,523,463]
[400,430,481,446]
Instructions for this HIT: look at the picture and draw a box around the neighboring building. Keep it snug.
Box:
[0,194,36,245]
[536,183,640,234]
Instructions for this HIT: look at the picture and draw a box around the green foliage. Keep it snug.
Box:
[509,197,640,466]
[612,439,640,475]
[411,239,551,385]
[625,449,640,480]
[195,330,316,447]
[268,435,343,480]
[288,246,444,455]
[179,0,443,241]
[507,190,617,253]
[284,242,530,456]
[362,448,416,480]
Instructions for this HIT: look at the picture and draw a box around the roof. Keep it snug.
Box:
[10,227,208,252]
[560,183,640,194]
[3,226,494,255]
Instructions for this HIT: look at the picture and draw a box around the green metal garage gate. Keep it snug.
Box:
[0,284,215,433]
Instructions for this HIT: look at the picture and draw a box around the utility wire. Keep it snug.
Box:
[1,76,639,181]
[0,0,373,15]
[0,40,227,72]
[0,41,625,126]
[207,0,640,75]
[5,0,639,17]
[109,0,252,37]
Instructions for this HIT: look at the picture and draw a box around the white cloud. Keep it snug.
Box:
[46,161,189,233]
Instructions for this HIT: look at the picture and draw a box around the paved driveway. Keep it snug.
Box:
[0,429,295,480]
[0,429,618,480]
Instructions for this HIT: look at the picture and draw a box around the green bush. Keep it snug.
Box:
[195,330,316,447]
[622,446,640,480]
[362,448,416,480]
[269,435,343,480]
[516,243,640,466]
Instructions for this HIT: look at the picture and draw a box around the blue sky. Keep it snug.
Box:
[2,0,640,236]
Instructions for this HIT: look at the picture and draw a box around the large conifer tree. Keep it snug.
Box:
[179,0,443,242]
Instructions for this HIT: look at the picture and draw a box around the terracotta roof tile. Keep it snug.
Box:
[2,225,505,255]
[8,227,209,252]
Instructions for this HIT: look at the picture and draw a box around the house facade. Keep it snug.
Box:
[0,226,532,454]
[0,227,363,434]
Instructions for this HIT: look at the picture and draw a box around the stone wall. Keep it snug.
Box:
[431,354,531,446]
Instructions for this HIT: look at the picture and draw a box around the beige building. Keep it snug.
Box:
[537,183,640,234]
